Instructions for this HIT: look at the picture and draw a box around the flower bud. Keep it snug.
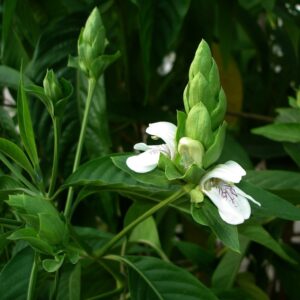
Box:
[42,70,73,118]
[82,8,105,47]
[77,8,107,77]
[43,70,63,103]
[189,186,204,204]
[189,40,212,81]
[178,137,204,168]
[185,102,213,149]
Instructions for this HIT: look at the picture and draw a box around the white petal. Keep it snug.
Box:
[145,122,177,159]
[133,143,170,156]
[200,160,246,187]
[203,185,251,225]
[133,143,151,151]
[235,186,261,206]
[126,149,160,173]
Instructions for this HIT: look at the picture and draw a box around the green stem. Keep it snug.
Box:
[27,252,38,300]
[0,153,40,194]
[64,77,96,218]
[48,118,60,197]
[0,218,23,227]
[93,187,190,258]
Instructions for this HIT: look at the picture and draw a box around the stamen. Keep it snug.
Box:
[218,182,238,207]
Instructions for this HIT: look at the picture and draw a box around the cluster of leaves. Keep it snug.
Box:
[0,0,300,299]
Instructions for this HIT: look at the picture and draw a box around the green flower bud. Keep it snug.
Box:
[189,40,212,81]
[77,8,106,77]
[82,8,104,45]
[42,70,73,118]
[185,102,213,149]
[43,70,63,103]
[178,137,204,168]
[182,40,228,168]
[189,186,204,204]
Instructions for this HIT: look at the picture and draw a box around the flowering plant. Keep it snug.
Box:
[0,3,300,300]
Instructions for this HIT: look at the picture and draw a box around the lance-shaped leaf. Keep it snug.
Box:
[0,138,35,179]
[252,123,300,143]
[106,255,218,300]
[0,247,34,300]
[17,72,39,170]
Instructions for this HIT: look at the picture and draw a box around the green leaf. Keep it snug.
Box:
[42,255,65,272]
[275,108,300,123]
[191,202,240,252]
[17,72,39,169]
[218,133,253,169]
[175,241,215,269]
[56,263,81,300]
[90,52,121,79]
[65,155,188,217]
[64,155,152,190]
[1,0,18,58]
[239,225,296,264]
[125,202,162,252]
[236,273,269,300]
[80,260,116,299]
[0,138,35,179]
[25,84,54,116]
[245,170,300,193]
[283,142,300,168]
[238,181,300,220]
[7,227,54,254]
[0,175,25,199]
[252,123,300,143]
[72,226,113,252]
[107,255,218,300]
[7,194,59,217]
[212,236,249,291]
[0,231,12,253]
[0,66,32,89]
[0,247,34,300]
[38,213,66,245]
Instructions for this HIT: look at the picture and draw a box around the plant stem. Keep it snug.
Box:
[0,153,40,194]
[48,118,60,197]
[226,110,274,122]
[0,218,23,227]
[93,187,190,258]
[64,77,96,218]
[27,252,38,300]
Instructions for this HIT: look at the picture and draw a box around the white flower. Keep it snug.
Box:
[200,161,260,225]
[126,122,177,173]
